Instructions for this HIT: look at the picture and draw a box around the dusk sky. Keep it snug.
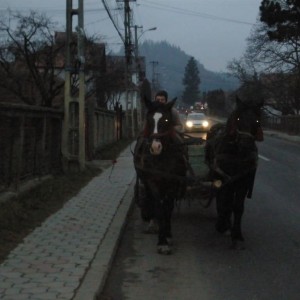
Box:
[0,0,263,72]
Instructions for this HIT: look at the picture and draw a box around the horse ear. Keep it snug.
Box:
[166,97,177,109]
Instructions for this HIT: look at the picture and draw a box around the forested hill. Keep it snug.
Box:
[139,40,239,98]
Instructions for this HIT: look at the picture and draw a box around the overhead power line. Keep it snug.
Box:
[142,0,254,26]
[0,7,106,14]
[101,0,125,43]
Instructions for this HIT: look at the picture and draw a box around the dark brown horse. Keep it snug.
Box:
[205,97,264,249]
[133,99,187,254]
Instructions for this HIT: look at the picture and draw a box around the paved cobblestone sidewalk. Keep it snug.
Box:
[0,145,136,300]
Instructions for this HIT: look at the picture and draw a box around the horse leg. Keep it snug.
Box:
[145,218,159,234]
[134,175,140,205]
[140,183,155,223]
[156,196,174,255]
[164,196,175,245]
[138,182,158,233]
[144,183,172,254]
[215,186,233,234]
[231,185,248,250]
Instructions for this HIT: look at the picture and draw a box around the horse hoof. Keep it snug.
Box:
[157,244,172,255]
[166,237,173,246]
[230,240,246,250]
[215,220,231,234]
[144,219,159,234]
[224,229,231,236]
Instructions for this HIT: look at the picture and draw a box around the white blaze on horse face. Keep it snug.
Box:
[150,112,163,155]
[153,112,162,134]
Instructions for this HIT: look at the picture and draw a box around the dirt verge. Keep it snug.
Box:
[0,139,133,263]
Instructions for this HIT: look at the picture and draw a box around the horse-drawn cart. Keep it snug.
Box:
[182,134,220,207]
[133,96,263,253]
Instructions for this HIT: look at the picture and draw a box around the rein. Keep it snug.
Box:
[135,165,218,189]
[134,135,205,184]
[135,165,186,182]
[149,129,175,139]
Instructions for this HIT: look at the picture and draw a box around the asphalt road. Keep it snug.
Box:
[98,134,300,300]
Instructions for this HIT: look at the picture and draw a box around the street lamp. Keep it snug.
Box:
[134,26,157,61]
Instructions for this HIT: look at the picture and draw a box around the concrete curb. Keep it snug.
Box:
[73,178,136,300]
[264,130,300,144]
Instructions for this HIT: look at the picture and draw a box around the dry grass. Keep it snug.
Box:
[0,138,133,263]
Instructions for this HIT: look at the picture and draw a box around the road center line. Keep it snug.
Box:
[259,154,270,161]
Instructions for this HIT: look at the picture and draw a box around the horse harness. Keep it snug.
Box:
[209,129,258,197]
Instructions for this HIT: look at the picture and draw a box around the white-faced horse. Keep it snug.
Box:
[134,99,187,254]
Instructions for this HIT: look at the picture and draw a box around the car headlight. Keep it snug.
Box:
[186,121,193,128]
[203,121,209,127]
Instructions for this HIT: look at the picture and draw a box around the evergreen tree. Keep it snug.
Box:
[260,0,300,114]
[260,0,300,42]
[182,57,201,106]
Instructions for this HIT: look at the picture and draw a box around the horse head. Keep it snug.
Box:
[144,98,177,156]
[226,96,264,142]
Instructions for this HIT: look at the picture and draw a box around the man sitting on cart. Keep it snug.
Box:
[151,90,184,135]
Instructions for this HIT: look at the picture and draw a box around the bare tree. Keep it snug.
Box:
[247,20,300,114]
[227,18,300,114]
[229,0,300,114]
[0,10,65,107]
[64,36,126,110]
[0,10,129,110]
[227,51,265,105]
[96,56,126,110]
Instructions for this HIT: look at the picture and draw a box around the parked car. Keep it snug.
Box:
[184,112,210,132]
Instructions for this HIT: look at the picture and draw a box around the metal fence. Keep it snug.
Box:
[0,103,63,193]
[0,103,126,194]
[262,115,300,135]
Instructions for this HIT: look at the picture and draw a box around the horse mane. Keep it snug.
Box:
[224,97,264,141]
[225,111,239,136]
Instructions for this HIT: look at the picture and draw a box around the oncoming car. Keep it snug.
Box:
[184,113,210,132]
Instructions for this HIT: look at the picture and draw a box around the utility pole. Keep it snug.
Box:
[134,25,143,132]
[150,60,159,92]
[154,72,161,90]
[124,0,133,138]
[118,0,135,138]
[62,0,85,171]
